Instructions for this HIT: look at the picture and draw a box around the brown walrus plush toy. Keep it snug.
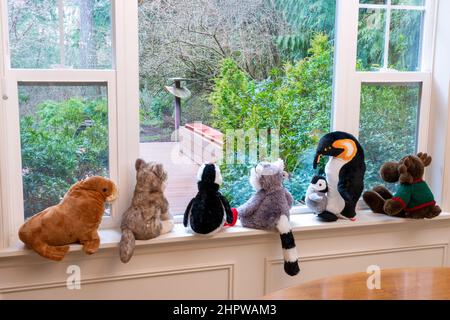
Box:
[363,153,441,219]
[19,176,118,261]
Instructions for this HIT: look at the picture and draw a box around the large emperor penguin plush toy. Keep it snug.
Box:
[313,131,366,222]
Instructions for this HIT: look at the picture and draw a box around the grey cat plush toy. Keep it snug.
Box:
[236,159,300,276]
[305,175,328,214]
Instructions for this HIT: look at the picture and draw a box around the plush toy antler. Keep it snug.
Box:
[399,157,414,184]
[417,152,432,167]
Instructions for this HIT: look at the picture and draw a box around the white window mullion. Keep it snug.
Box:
[105,0,139,228]
[333,0,361,137]
[382,0,392,70]
[0,0,7,249]
[359,4,426,11]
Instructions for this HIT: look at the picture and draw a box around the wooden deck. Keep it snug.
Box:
[139,142,199,215]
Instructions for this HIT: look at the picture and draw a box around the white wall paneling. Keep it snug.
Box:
[2,214,450,299]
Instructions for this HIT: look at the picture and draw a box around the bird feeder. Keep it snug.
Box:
[165,78,191,139]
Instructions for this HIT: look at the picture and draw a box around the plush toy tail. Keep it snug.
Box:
[119,228,136,263]
[224,208,238,227]
[277,215,300,276]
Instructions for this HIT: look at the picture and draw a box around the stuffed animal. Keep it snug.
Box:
[305,175,328,214]
[18,176,118,261]
[120,159,174,263]
[363,152,441,219]
[183,163,234,235]
[313,131,366,222]
[236,159,300,276]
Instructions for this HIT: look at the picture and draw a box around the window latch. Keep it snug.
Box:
[1,78,7,100]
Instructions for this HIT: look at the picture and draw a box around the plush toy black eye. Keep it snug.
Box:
[102,188,108,192]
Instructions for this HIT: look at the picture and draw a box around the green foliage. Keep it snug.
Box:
[276,0,336,60]
[21,98,108,217]
[357,7,423,71]
[359,84,419,190]
[140,91,173,126]
[8,0,111,69]
[210,34,333,206]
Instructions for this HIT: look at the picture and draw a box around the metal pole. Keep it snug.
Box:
[174,80,181,132]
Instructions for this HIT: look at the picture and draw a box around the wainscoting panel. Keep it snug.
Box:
[2,263,234,300]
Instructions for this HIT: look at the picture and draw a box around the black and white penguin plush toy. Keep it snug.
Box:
[305,175,328,214]
[183,163,234,235]
[313,131,366,222]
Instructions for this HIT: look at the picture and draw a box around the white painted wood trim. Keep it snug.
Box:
[7,69,116,82]
[104,0,140,228]
[0,262,236,298]
[0,0,6,249]
[333,0,360,136]
[421,0,438,72]
[2,211,450,259]
[358,4,426,11]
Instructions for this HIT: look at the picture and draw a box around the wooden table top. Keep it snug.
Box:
[263,267,450,300]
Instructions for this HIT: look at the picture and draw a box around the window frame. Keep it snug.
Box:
[0,0,444,248]
[333,0,436,171]
[0,0,139,248]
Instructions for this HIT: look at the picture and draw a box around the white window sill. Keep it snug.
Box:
[1,211,450,259]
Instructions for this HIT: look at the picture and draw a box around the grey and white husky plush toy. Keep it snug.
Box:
[236,159,300,276]
[305,175,328,214]
[183,163,234,235]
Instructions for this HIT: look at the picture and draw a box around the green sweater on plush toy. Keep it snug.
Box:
[363,153,441,219]
[391,180,435,212]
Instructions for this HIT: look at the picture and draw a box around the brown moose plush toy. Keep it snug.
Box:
[19,176,118,261]
[363,153,441,219]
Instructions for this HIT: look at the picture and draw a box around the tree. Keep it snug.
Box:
[275,0,336,61]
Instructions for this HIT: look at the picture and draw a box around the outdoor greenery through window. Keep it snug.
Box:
[138,0,336,210]
[5,0,114,219]
[7,0,112,69]
[357,0,425,71]
[359,83,420,190]
[19,83,109,218]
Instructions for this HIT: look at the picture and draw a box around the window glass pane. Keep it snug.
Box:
[139,0,336,212]
[389,9,424,71]
[64,0,112,69]
[8,0,60,68]
[7,0,112,69]
[357,8,386,71]
[391,0,425,5]
[359,0,387,4]
[19,83,109,218]
[359,83,420,190]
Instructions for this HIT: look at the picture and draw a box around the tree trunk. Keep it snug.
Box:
[80,0,97,68]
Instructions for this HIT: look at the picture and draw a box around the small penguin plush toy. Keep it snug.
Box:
[305,175,328,214]
[183,163,235,235]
